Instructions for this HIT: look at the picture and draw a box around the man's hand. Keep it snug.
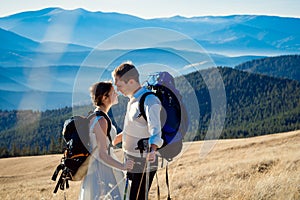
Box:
[147,150,156,163]
[147,144,158,163]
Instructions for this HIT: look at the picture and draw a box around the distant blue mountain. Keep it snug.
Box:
[0,8,299,55]
[0,8,147,47]
[0,34,263,68]
[0,8,299,110]
[0,27,39,51]
[0,28,91,53]
[0,89,76,110]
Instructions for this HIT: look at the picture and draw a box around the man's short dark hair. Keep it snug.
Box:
[113,61,139,83]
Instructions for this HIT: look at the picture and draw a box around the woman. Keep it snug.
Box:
[79,81,134,200]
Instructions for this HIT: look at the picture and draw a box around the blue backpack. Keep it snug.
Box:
[138,72,189,161]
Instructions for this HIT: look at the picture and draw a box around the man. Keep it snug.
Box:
[112,61,163,200]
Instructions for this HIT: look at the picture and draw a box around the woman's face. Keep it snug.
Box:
[108,86,118,105]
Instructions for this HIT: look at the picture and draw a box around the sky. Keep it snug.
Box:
[0,0,300,19]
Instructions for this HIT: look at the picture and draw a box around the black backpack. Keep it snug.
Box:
[51,111,112,193]
[138,71,189,161]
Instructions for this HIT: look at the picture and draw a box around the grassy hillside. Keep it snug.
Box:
[0,130,299,199]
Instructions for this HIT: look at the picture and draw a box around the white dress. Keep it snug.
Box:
[79,116,128,200]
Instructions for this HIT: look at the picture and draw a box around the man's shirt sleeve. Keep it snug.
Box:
[144,95,164,148]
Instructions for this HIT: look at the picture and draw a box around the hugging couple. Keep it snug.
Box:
[79,61,163,200]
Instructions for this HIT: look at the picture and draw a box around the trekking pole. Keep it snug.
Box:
[145,162,150,200]
[123,174,129,200]
[145,146,150,200]
[63,191,67,200]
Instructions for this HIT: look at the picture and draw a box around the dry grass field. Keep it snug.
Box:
[0,130,299,200]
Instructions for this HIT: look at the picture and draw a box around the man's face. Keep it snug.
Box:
[114,75,129,96]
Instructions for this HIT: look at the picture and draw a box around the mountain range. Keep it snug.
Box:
[1,8,299,55]
[1,59,300,157]
[236,54,300,82]
[0,8,299,110]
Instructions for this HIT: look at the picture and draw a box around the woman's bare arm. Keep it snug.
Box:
[93,117,133,170]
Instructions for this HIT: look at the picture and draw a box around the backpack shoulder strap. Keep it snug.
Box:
[94,111,112,143]
[138,92,155,121]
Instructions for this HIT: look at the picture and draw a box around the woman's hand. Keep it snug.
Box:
[123,159,135,171]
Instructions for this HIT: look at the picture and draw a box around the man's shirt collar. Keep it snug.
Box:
[133,86,147,99]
